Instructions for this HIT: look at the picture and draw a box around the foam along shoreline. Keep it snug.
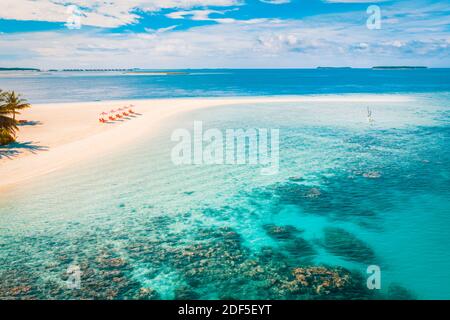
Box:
[0,95,413,190]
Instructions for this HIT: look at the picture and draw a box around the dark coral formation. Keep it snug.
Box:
[263,224,303,241]
[282,238,316,261]
[289,267,351,296]
[0,254,143,300]
[321,227,376,264]
[387,283,416,300]
[0,222,376,300]
[248,175,388,230]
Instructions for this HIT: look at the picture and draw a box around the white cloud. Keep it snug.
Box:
[144,25,179,33]
[165,8,279,24]
[166,9,236,23]
[1,0,448,68]
[2,0,243,28]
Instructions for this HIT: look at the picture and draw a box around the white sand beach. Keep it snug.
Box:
[0,95,412,190]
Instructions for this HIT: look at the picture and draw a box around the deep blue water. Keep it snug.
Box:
[0,69,449,103]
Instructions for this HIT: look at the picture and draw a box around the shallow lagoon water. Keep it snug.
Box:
[0,94,449,299]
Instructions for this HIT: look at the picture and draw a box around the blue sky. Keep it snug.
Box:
[0,0,449,68]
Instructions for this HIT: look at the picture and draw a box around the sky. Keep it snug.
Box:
[0,0,449,68]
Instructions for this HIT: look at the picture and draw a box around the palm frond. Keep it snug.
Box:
[0,115,17,134]
[1,91,31,121]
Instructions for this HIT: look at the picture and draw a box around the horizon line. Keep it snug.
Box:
[3,66,449,71]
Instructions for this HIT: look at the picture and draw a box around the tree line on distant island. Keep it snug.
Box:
[0,89,31,145]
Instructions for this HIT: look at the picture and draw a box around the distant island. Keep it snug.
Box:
[0,67,40,72]
[61,68,138,72]
[0,67,140,72]
[0,68,189,75]
[372,66,428,70]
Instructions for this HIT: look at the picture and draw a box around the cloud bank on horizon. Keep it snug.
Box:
[0,0,449,68]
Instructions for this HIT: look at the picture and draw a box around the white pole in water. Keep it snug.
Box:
[367,107,374,124]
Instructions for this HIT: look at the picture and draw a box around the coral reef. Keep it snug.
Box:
[387,283,416,300]
[322,227,376,264]
[0,223,377,300]
[263,224,303,241]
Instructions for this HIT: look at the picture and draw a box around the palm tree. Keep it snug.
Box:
[0,115,17,136]
[1,91,31,122]
[0,90,17,144]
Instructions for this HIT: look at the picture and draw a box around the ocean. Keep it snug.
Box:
[0,68,449,103]
[0,69,449,299]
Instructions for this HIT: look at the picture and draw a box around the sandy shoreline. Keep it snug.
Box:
[0,95,412,190]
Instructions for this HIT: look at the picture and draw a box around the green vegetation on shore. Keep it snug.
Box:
[0,89,31,145]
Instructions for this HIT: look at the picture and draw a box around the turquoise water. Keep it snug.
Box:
[0,69,449,103]
[1,93,449,299]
